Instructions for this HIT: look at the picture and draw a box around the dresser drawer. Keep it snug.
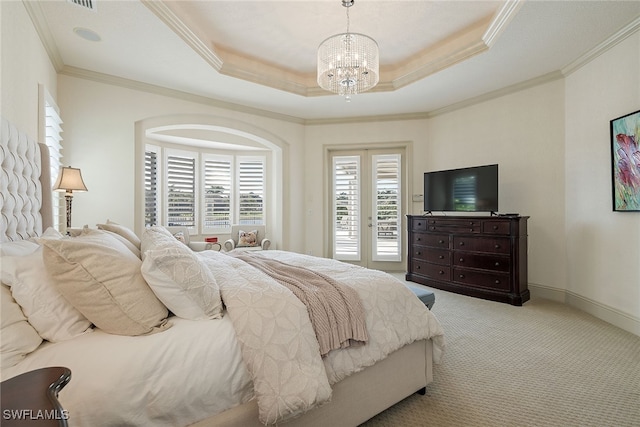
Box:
[452,268,510,291]
[482,220,511,235]
[427,218,480,234]
[413,246,450,266]
[411,217,428,231]
[412,233,449,249]
[453,253,510,272]
[412,259,450,280]
[453,236,510,254]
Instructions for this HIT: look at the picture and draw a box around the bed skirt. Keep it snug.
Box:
[190,339,432,427]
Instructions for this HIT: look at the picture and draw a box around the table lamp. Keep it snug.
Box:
[53,166,88,229]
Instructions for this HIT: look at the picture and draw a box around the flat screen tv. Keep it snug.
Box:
[423,164,498,213]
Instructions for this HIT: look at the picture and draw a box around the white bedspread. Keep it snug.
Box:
[1,250,444,426]
[199,250,445,424]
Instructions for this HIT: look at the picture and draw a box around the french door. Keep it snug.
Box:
[330,148,405,270]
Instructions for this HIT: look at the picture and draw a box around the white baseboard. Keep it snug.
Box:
[529,283,640,337]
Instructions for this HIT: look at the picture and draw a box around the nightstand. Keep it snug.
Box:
[1,367,71,426]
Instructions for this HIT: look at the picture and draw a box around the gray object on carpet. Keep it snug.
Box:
[406,283,435,310]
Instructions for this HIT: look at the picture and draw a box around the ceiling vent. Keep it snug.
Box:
[67,0,96,12]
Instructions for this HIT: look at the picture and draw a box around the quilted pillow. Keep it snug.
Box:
[41,229,170,336]
[141,246,223,320]
[237,230,258,247]
[0,284,42,369]
[140,225,183,258]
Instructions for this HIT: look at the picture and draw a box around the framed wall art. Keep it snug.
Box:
[610,109,640,211]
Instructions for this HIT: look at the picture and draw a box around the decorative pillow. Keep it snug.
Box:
[173,231,187,244]
[1,284,42,369]
[1,244,92,342]
[141,226,177,256]
[85,226,140,258]
[97,220,141,249]
[141,246,223,320]
[237,230,259,247]
[41,230,170,336]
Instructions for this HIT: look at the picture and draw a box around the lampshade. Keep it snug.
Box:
[53,167,88,192]
[317,0,379,101]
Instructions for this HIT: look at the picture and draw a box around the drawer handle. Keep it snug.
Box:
[417,237,421,241]
[438,255,444,259]
[417,222,422,226]
[439,270,444,275]
[438,239,444,244]
[494,244,500,249]
[493,225,498,230]
[495,279,501,284]
[459,242,465,246]
[430,226,436,230]
[469,228,474,232]
[416,265,421,269]
[459,274,465,279]
[416,251,422,256]
[459,258,464,262]
[495,262,500,267]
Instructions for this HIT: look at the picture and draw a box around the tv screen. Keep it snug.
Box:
[423,164,498,213]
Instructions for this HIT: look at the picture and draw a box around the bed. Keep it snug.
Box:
[0,116,445,427]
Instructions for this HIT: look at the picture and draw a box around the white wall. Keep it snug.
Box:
[564,32,640,333]
[57,75,306,252]
[305,81,567,291]
[1,1,57,136]
[425,81,568,294]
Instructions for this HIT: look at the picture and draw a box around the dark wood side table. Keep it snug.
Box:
[1,367,71,426]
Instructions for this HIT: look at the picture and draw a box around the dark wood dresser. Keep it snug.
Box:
[406,215,529,306]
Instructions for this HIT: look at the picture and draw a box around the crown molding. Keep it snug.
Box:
[483,0,524,48]
[59,66,305,125]
[562,15,640,76]
[426,71,565,118]
[22,0,64,71]
[28,4,637,126]
[387,18,491,90]
[304,112,431,126]
[140,0,223,70]
[145,1,517,97]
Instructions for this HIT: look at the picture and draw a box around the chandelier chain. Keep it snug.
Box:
[346,5,350,34]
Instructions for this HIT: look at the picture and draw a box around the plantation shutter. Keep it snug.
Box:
[144,147,159,226]
[237,158,264,225]
[333,155,361,261]
[203,156,232,232]
[166,153,196,227]
[372,153,401,261]
[42,92,65,231]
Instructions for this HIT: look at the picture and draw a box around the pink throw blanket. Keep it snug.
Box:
[230,252,369,356]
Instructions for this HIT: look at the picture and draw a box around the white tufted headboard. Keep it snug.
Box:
[1,117,53,242]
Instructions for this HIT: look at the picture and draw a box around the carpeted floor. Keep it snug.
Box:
[360,277,640,427]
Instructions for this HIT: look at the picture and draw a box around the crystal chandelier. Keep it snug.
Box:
[317,0,379,101]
